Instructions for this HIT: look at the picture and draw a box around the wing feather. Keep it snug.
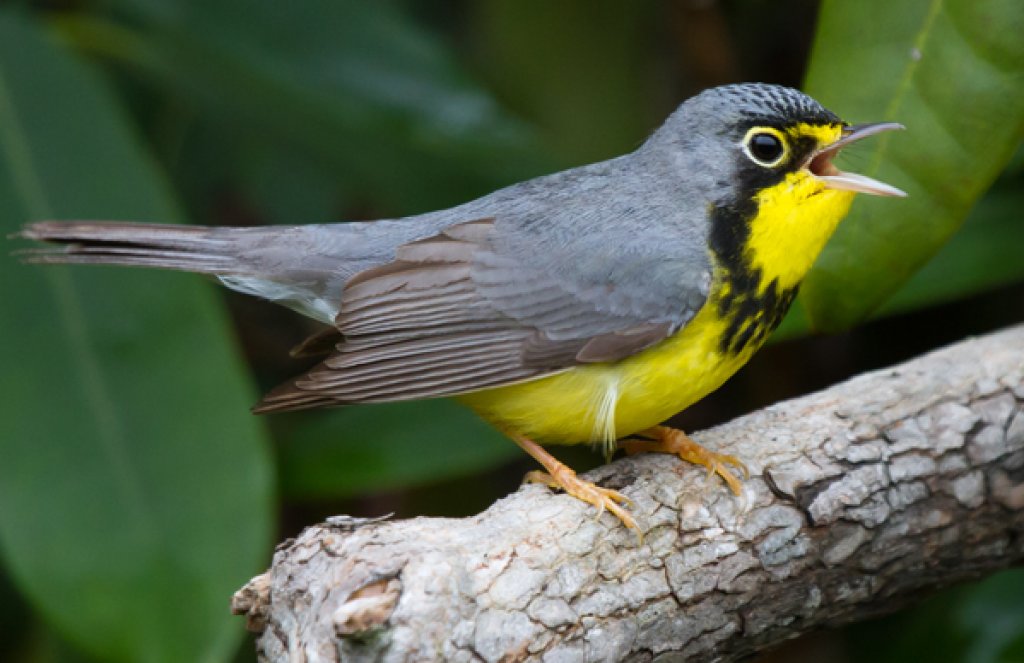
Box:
[255,215,710,412]
[326,330,525,369]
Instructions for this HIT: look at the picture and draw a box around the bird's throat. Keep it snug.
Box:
[746,171,856,289]
[708,172,856,355]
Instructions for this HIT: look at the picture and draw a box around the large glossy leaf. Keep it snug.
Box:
[800,0,1024,332]
[63,0,550,214]
[880,169,1024,315]
[0,12,273,663]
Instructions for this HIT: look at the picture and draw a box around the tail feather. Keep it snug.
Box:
[13,219,397,324]
[16,221,240,274]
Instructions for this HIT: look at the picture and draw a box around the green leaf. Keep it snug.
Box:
[277,400,518,500]
[801,0,1024,332]
[62,0,550,214]
[0,11,273,663]
[880,172,1024,315]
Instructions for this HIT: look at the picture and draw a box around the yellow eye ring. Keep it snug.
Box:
[742,127,788,167]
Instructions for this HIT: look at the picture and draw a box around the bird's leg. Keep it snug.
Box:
[509,432,639,532]
[619,425,749,495]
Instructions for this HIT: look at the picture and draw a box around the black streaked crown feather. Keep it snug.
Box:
[701,83,843,128]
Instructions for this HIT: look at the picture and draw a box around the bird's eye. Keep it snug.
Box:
[744,131,786,167]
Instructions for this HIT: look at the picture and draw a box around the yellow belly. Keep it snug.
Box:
[457,301,757,446]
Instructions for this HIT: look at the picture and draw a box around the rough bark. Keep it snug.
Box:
[233,325,1024,662]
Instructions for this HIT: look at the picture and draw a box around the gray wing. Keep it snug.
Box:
[255,211,711,412]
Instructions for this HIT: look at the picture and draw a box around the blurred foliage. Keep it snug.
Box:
[879,149,1024,315]
[59,0,551,213]
[276,399,515,500]
[846,568,1024,663]
[799,0,1024,332]
[470,1,665,163]
[0,12,273,663]
[0,0,1021,661]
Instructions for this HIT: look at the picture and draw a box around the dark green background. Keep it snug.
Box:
[0,1,1021,661]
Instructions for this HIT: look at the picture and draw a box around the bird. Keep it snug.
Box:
[17,83,905,534]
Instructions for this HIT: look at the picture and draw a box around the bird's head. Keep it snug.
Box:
[651,82,905,203]
[647,83,906,290]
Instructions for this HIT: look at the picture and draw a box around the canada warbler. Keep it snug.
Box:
[19,83,905,533]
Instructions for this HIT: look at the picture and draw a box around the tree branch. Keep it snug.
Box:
[233,324,1024,662]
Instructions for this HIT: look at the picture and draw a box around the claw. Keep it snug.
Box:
[510,432,641,538]
[621,426,749,496]
[524,467,637,531]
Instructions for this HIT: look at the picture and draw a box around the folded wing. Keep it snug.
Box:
[256,217,709,412]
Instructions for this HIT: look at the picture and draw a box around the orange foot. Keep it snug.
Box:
[620,425,749,495]
[524,468,636,531]
[510,433,638,533]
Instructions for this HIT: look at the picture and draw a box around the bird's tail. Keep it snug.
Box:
[14,220,362,323]
[15,221,246,274]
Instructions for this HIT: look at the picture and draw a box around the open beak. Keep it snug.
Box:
[807,122,907,197]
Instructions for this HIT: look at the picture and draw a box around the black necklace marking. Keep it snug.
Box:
[709,201,800,356]
[704,119,836,355]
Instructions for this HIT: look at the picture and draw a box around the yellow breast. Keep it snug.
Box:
[458,155,857,449]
